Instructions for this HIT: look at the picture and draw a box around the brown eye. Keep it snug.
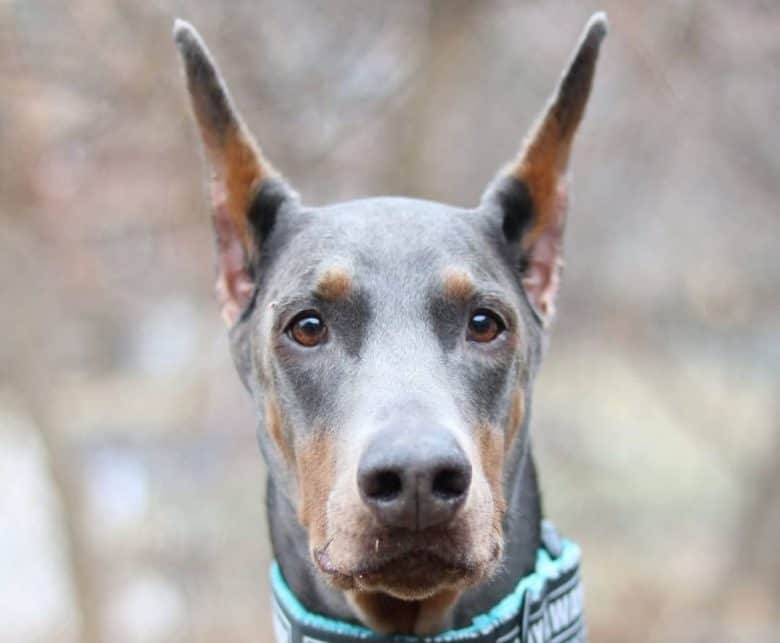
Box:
[288,312,326,347]
[467,309,505,343]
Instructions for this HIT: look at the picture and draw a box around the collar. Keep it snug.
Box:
[270,521,586,643]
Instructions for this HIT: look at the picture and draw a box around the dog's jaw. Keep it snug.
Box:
[312,534,503,597]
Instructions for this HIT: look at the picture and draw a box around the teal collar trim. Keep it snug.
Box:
[270,521,586,643]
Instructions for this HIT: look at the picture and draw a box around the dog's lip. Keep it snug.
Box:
[313,543,486,590]
[314,548,358,588]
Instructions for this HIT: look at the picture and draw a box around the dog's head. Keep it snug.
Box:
[174,14,605,632]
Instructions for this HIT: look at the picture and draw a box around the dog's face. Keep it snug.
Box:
[247,197,540,599]
[174,14,605,632]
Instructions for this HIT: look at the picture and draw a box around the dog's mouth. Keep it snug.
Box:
[313,536,502,600]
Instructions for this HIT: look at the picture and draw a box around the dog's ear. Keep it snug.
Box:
[173,19,297,327]
[483,13,607,325]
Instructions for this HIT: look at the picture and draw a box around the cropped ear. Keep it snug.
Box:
[483,13,607,326]
[173,19,298,327]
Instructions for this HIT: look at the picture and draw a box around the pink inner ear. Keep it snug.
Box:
[521,185,567,326]
[522,239,563,324]
[212,191,255,327]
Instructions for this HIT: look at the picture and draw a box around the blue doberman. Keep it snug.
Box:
[174,12,607,639]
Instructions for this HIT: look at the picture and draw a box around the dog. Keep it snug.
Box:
[174,12,606,639]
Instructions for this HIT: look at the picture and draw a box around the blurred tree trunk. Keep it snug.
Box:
[385,0,482,198]
[18,375,102,643]
[729,418,780,595]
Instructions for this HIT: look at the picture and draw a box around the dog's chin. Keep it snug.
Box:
[314,542,502,600]
[354,553,474,600]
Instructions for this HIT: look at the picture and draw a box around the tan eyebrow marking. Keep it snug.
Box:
[315,265,353,301]
[441,266,476,301]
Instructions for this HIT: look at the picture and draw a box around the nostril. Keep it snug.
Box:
[364,469,403,502]
[432,467,470,500]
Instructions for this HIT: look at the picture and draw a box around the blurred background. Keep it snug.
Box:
[1,1,778,642]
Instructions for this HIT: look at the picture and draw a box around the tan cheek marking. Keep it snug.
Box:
[505,389,526,449]
[264,395,294,466]
[315,265,353,301]
[296,432,336,545]
[477,425,507,528]
[441,266,476,302]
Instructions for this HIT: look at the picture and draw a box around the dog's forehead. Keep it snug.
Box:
[280,197,501,283]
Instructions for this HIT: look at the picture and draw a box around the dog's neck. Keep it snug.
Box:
[266,442,542,632]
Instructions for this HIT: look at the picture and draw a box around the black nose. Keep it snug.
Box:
[357,427,472,530]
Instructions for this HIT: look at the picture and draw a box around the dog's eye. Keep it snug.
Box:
[287,312,327,347]
[467,309,505,343]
